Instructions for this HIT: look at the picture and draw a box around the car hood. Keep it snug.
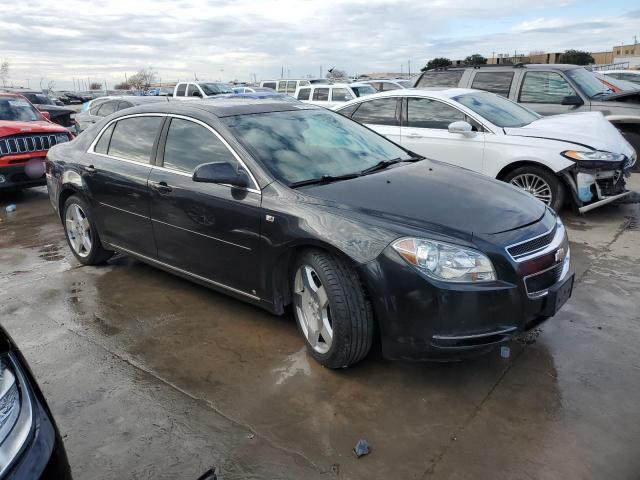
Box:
[504,112,633,154]
[0,120,69,137]
[300,160,546,236]
[34,104,75,117]
[602,90,640,103]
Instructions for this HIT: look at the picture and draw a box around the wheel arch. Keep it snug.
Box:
[58,185,85,220]
[496,160,560,181]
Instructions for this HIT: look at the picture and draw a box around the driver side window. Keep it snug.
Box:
[519,72,577,104]
[162,118,237,174]
[186,84,201,97]
[405,97,465,129]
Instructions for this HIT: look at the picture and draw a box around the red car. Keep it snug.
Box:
[0,93,72,191]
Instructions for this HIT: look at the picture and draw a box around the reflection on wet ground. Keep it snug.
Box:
[1,186,640,479]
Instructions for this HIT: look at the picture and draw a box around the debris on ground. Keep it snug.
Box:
[5,204,16,213]
[500,346,511,359]
[353,439,370,458]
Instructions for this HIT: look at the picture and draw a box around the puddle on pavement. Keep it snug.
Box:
[272,347,312,385]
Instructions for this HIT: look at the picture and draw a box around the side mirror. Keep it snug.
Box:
[561,95,584,106]
[192,90,202,97]
[193,162,250,188]
[41,111,51,121]
[448,120,475,136]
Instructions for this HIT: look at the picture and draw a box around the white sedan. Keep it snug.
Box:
[334,88,636,212]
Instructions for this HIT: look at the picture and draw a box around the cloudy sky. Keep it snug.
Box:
[1,0,638,90]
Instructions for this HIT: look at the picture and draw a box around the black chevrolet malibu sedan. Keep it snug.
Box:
[46,99,573,368]
[0,325,72,478]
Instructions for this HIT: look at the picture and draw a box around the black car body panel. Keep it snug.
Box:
[46,99,573,360]
[0,327,72,479]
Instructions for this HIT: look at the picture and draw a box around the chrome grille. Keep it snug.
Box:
[524,262,564,296]
[507,228,556,260]
[0,134,62,156]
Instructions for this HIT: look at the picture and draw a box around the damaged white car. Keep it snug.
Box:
[334,89,636,212]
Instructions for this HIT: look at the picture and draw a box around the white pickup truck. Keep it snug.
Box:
[172,82,234,99]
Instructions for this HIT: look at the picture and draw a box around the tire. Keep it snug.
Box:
[291,249,373,368]
[62,195,113,265]
[504,165,565,212]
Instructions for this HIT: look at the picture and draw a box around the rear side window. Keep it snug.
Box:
[90,101,106,116]
[277,81,287,93]
[108,116,163,163]
[471,72,514,97]
[331,88,353,102]
[405,97,465,129]
[519,72,576,104]
[286,81,297,94]
[380,82,400,91]
[94,123,114,154]
[416,71,463,88]
[163,118,236,173]
[297,88,311,100]
[97,101,117,117]
[117,101,133,111]
[313,88,330,101]
[351,98,398,126]
[176,84,186,96]
[263,82,277,89]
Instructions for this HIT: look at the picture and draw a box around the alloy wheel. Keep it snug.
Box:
[65,203,92,258]
[293,265,333,354]
[510,173,553,205]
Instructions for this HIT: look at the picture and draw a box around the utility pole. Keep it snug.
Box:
[408,59,411,77]
[319,65,322,78]
[400,64,403,76]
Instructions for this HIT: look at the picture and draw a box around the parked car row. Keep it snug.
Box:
[1,89,79,134]
[413,64,640,164]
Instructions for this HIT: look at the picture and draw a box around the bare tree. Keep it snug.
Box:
[89,82,102,90]
[114,81,131,90]
[326,67,347,81]
[47,80,56,92]
[0,60,10,87]
[128,67,158,89]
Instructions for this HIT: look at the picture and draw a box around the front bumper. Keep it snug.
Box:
[0,161,47,190]
[358,217,572,361]
[561,155,636,213]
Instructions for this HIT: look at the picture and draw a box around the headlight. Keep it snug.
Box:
[0,355,33,475]
[392,238,496,282]
[55,133,70,144]
[561,150,625,162]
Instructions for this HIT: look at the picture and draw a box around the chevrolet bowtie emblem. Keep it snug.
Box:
[555,247,566,263]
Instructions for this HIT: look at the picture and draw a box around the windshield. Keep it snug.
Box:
[566,68,610,98]
[351,85,376,97]
[0,96,42,122]
[200,83,233,95]
[222,109,410,185]
[454,92,541,128]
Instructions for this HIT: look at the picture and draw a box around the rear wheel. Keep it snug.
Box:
[292,250,373,368]
[504,165,565,211]
[63,195,113,265]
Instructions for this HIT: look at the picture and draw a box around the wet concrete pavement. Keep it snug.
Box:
[1,183,639,479]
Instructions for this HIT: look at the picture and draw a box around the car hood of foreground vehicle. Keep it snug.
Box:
[0,120,69,137]
[300,160,546,235]
[504,111,635,157]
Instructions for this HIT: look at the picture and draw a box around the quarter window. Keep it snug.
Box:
[286,81,297,94]
[277,81,287,93]
[297,88,311,100]
[406,97,465,129]
[380,82,400,91]
[471,72,514,97]
[351,98,398,126]
[519,72,577,104]
[176,84,187,96]
[94,123,114,154]
[107,116,163,163]
[313,88,330,101]
[416,71,464,88]
[163,119,236,174]
[331,88,353,102]
[117,101,133,111]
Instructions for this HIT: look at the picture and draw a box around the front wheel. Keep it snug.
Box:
[504,166,565,211]
[63,195,113,265]
[292,250,373,368]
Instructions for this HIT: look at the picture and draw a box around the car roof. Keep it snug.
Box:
[428,63,582,72]
[602,70,640,74]
[349,88,476,99]
[116,98,318,118]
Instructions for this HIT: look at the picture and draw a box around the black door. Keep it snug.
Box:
[86,115,164,257]
[148,117,262,297]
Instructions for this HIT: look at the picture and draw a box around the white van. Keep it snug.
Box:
[294,83,376,108]
[260,79,331,95]
[172,82,233,99]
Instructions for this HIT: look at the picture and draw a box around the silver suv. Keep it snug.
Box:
[414,64,640,160]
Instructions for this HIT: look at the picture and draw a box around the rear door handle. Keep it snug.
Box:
[150,180,173,194]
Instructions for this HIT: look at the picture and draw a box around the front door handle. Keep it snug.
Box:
[405,133,421,139]
[150,180,173,194]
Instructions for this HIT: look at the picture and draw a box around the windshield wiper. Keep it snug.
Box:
[289,173,362,188]
[360,156,421,175]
